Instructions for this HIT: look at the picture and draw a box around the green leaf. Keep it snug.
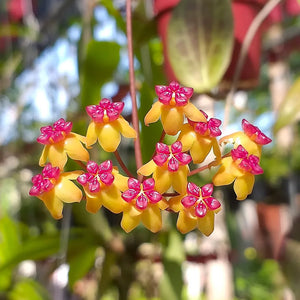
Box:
[159,230,185,300]
[81,41,120,107]
[8,279,50,300]
[68,246,97,288]
[138,82,163,162]
[167,0,233,92]
[273,77,300,133]
[0,217,21,290]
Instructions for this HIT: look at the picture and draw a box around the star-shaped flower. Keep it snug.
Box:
[219,119,272,157]
[169,183,221,235]
[38,118,89,170]
[77,160,125,214]
[144,81,206,135]
[138,141,192,194]
[85,98,136,152]
[178,110,222,163]
[29,163,83,219]
[213,145,263,200]
[120,178,168,233]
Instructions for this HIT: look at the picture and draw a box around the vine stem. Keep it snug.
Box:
[114,150,135,178]
[126,0,143,174]
[223,0,283,130]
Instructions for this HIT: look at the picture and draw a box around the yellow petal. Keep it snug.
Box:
[64,135,89,162]
[39,145,49,166]
[55,177,82,203]
[39,190,63,219]
[61,170,84,181]
[121,206,141,233]
[86,122,98,147]
[197,210,215,236]
[116,116,137,138]
[137,160,156,176]
[158,198,169,210]
[183,102,206,122]
[190,138,212,164]
[153,167,172,194]
[48,143,68,170]
[169,195,184,212]
[101,185,125,213]
[114,173,129,191]
[144,101,162,126]
[177,124,196,151]
[212,158,235,186]
[85,194,102,213]
[141,205,162,233]
[98,124,121,152]
[161,106,184,135]
[171,166,188,194]
[73,133,87,145]
[234,174,255,200]
[211,138,222,163]
[177,210,197,234]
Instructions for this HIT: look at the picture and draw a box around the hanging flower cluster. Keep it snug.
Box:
[30,81,271,236]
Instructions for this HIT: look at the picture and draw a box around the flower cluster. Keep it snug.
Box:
[30,81,271,236]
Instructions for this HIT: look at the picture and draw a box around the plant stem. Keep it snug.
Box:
[126,0,143,173]
[114,150,135,178]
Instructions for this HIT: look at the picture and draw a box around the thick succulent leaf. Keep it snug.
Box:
[273,77,300,133]
[167,0,233,92]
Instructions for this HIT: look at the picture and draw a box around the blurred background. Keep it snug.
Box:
[0,0,300,299]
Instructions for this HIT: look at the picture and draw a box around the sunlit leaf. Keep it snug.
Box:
[159,230,185,300]
[167,0,233,92]
[8,279,50,300]
[81,41,120,106]
[273,77,300,133]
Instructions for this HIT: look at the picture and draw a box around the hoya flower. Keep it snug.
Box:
[77,160,125,214]
[38,118,89,170]
[220,119,272,157]
[169,183,221,235]
[213,145,263,200]
[29,163,83,219]
[85,98,136,152]
[120,178,168,233]
[138,141,192,194]
[144,81,206,135]
[178,110,222,163]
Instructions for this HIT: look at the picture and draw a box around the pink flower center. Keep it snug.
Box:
[153,141,192,172]
[242,119,272,145]
[121,178,162,210]
[189,110,222,137]
[231,145,263,175]
[37,118,72,145]
[181,183,221,218]
[86,98,124,123]
[155,81,193,106]
[77,160,114,193]
[29,163,60,196]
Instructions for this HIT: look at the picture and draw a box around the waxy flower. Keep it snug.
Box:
[120,178,168,233]
[38,118,89,170]
[169,183,221,235]
[178,111,222,163]
[138,141,192,194]
[220,119,272,157]
[213,145,263,200]
[77,160,125,214]
[29,163,83,219]
[144,81,206,135]
[86,98,136,152]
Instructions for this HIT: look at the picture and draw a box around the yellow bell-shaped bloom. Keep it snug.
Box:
[213,145,263,200]
[85,98,136,152]
[120,178,168,233]
[144,81,206,135]
[29,163,83,219]
[169,182,221,236]
[38,118,89,170]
